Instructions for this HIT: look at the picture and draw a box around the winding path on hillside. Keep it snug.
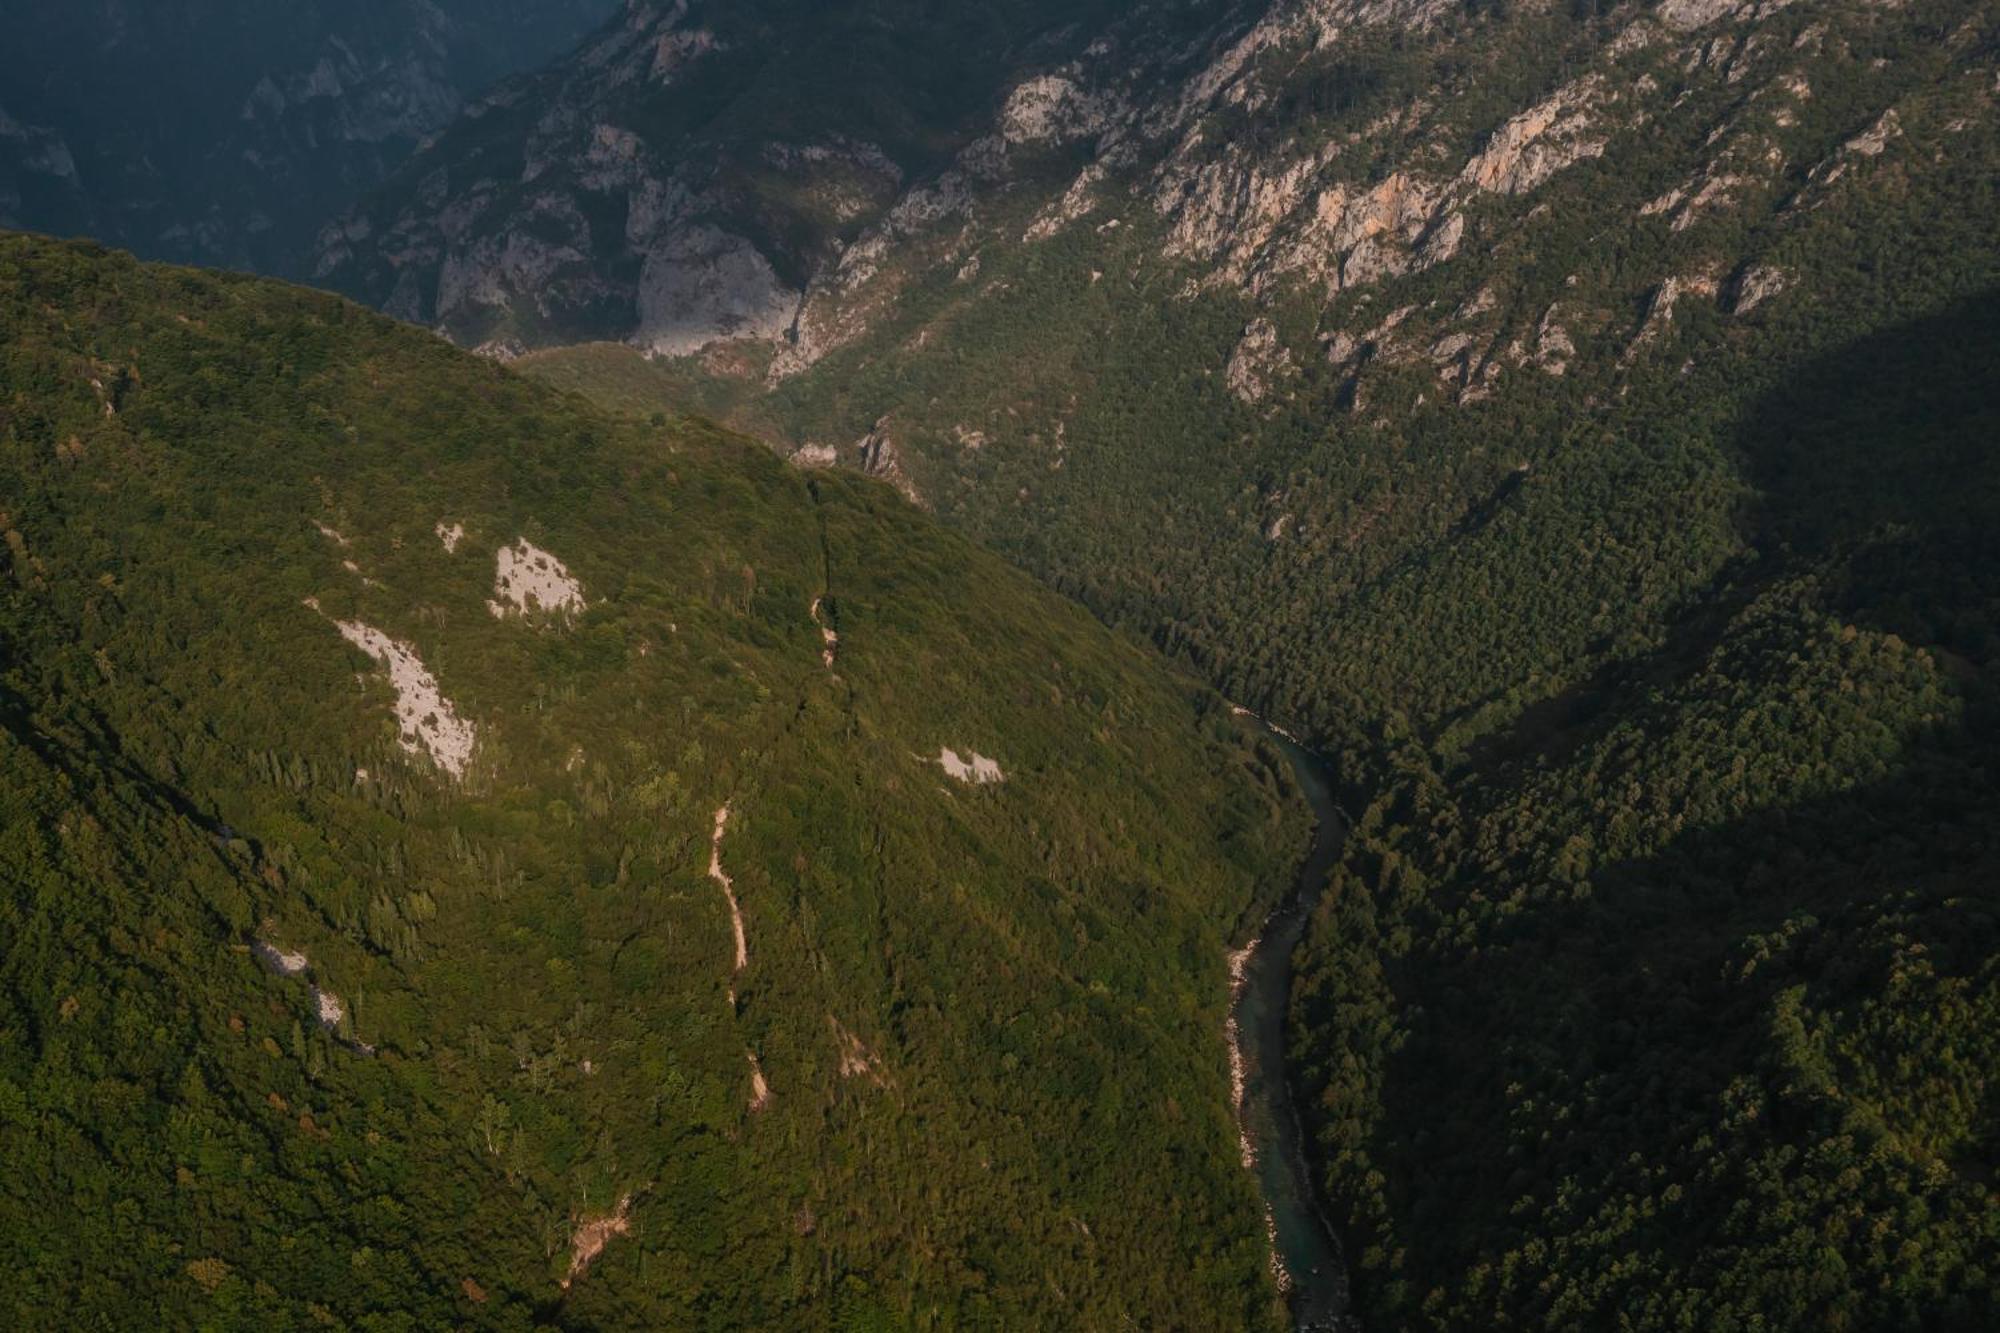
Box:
[709,802,749,973]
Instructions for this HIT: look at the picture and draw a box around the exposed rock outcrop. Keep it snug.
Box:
[938,746,1005,784]
[1001,74,1115,147]
[1457,78,1608,196]
[562,1195,634,1289]
[830,1016,887,1085]
[488,539,587,619]
[1729,263,1791,315]
[253,938,367,1048]
[1227,319,1295,404]
[857,419,922,506]
[636,225,802,357]
[308,599,478,778]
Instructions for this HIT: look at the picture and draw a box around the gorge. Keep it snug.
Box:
[2,0,1997,1326]
[1231,723,1354,1330]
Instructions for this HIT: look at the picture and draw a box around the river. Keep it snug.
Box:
[1229,722,1354,1331]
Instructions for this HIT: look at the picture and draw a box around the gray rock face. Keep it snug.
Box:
[1729,264,1792,315]
[315,0,1648,370]
[311,0,1974,458]
[318,0,1198,357]
[636,226,801,357]
[1227,318,1295,404]
[1000,75,1117,146]
[856,418,922,507]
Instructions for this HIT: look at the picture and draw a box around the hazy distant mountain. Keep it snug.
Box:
[0,0,619,273]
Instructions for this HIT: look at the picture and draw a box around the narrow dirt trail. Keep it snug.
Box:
[810,595,838,668]
[709,803,770,1111]
[708,803,749,973]
[710,490,852,1116]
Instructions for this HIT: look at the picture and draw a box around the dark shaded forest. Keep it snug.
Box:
[1288,295,2000,1327]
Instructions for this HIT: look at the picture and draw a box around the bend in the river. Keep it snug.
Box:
[1231,722,1355,1331]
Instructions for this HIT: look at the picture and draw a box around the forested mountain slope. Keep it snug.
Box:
[0,232,1309,1328]
[309,0,2000,1325]
[1289,291,2000,1327]
[0,0,617,275]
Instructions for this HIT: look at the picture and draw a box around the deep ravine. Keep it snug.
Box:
[1231,723,1355,1331]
